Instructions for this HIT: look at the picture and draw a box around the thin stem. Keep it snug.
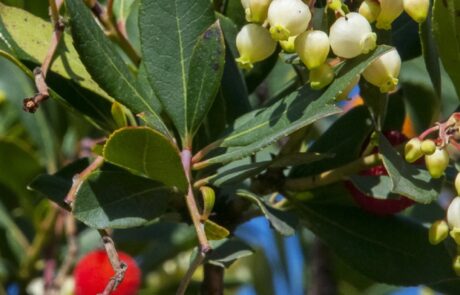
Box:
[192,139,223,167]
[98,229,127,295]
[284,153,381,191]
[87,1,140,65]
[182,149,211,253]
[107,0,114,21]
[176,252,206,295]
[48,0,59,25]
[65,156,104,205]
[201,263,224,295]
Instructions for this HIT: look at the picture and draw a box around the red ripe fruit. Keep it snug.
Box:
[74,250,141,295]
[345,130,415,215]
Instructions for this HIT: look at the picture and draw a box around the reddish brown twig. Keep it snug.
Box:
[64,156,104,205]
[97,229,128,295]
[23,0,64,113]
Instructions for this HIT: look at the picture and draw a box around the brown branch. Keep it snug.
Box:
[23,1,64,113]
[97,229,128,295]
[201,263,224,295]
[308,239,337,295]
[64,156,104,205]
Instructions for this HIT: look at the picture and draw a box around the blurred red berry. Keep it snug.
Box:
[345,130,415,215]
[74,250,141,295]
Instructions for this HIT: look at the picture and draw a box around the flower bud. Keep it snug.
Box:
[455,173,460,196]
[268,0,311,41]
[448,197,460,229]
[376,0,404,30]
[425,147,449,178]
[362,48,401,93]
[429,220,449,245]
[453,255,460,276]
[236,24,277,69]
[279,35,297,53]
[327,0,342,11]
[336,74,360,101]
[403,0,429,23]
[242,0,272,23]
[421,139,436,155]
[309,63,335,90]
[359,0,381,23]
[404,137,423,163]
[451,228,460,245]
[295,30,330,70]
[329,12,377,59]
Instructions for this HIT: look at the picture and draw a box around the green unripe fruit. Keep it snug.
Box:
[268,0,311,41]
[359,0,381,23]
[309,63,335,90]
[242,0,272,23]
[428,220,449,245]
[403,0,429,23]
[376,0,404,30]
[329,12,377,59]
[404,137,423,163]
[295,30,330,70]
[236,24,277,69]
[420,139,436,155]
[425,148,449,178]
[362,48,401,93]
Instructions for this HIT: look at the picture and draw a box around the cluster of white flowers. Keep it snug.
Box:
[235,0,429,93]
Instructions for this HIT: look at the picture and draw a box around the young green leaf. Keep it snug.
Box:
[103,127,188,191]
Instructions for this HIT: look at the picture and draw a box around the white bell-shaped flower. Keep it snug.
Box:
[403,0,429,23]
[236,24,277,69]
[448,197,460,229]
[362,48,401,93]
[359,0,381,23]
[241,0,272,23]
[268,0,311,41]
[376,0,404,30]
[295,30,330,70]
[329,12,377,59]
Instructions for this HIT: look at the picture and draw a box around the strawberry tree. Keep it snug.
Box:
[1,0,460,294]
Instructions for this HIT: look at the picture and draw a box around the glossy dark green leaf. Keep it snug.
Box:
[237,190,298,236]
[66,0,168,134]
[420,4,441,97]
[139,0,215,140]
[197,46,392,168]
[379,133,441,203]
[349,175,398,200]
[290,106,373,178]
[186,21,225,139]
[74,170,174,229]
[211,162,270,187]
[103,127,188,191]
[432,0,460,99]
[0,202,28,265]
[297,202,459,286]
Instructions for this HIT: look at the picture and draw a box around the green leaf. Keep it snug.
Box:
[297,202,460,286]
[0,4,117,130]
[211,161,270,187]
[291,105,372,178]
[65,0,168,134]
[103,127,187,191]
[74,170,174,229]
[237,190,298,236]
[198,46,392,168]
[349,175,399,200]
[420,6,441,97]
[378,133,441,203]
[204,220,230,240]
[139,0,216,141]
[0,202,28,265]
[432,0,460,99]
[205,238,254,268]
[186,21,225,139]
